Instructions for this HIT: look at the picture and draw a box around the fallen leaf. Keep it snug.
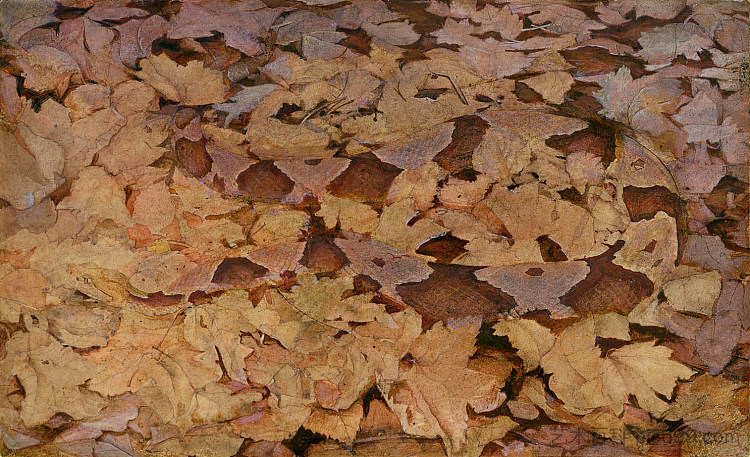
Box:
[522,71,574,104]
[540,316,694,416]
[137,54,227,105]
[1,326,105,426]
[382,318,510,456]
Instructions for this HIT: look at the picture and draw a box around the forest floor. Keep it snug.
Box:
[0,0,748,456]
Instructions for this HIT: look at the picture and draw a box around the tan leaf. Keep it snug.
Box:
[83,323,221,426]
[317,192,380,234]
[183,293,256,382]
[0,327,105,426]
[382,318,510,456]
[523,71,574,104]
[492,319,555,371]
[57,166,132,226]
[0,269,50,323]
[484,183,595,260]
[613,211,677,285]
[304,403,364,444]
[136,54,227,105]
[373,198,448,255]
[246,118,332,159]
[662,268,721,317]
[540,316,694,416]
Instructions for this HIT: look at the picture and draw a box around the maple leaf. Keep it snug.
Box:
[183,292,257,382]
[317,192,380,233]
[304,403,364,444]
[382,318,511,456]
[484,183,596,260]
[663,373,748,433]
[373,198,449,255]
[522,71,574,104]
[594,69,686,157]
[136,54,227,105]
[492,319,555,371]
[0,326,105,427]
[540,316,695,416]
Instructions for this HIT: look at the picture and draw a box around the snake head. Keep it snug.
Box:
[67,263,130,304]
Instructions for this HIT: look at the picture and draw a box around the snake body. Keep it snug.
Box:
[68,264,189,318]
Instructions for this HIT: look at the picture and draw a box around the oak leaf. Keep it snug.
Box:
[0,327,105,427]
[382,318,510,456]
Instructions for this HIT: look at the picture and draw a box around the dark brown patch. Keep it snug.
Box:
[339,27,372,54]
[546,122,617,166]
[622,185,681,222]
[433,115,490,174]
[537,235,568,262]
[327,153,401,203]
[596,336,630,357]
[705,176,748,218]
[521,310,580,334]
[300,234,348,273]
[557,187,587,206]
[414,88,449,100]
[514,81,544,104]
[236,160,295,201]
[415,234,468,263]
[174,138,213,178]
[525,267,545,277]
[211,257,269,287]
[129,292,185,310]
[560,242,654,314]
[560,47,646,80]
[352,274,381,295]
[396,264,516,328]
[723,345,750,381]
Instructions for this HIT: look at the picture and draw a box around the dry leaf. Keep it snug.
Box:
[1,326,105,426]
[522,71,574,104]
[540,316,694,416]
[137,54,227,105]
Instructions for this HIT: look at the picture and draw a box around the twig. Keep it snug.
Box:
[274,287,341,330]
[428,68,468,105]
[521,23,553,32]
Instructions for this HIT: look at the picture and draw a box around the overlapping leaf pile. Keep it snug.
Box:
[0,1,748,456]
